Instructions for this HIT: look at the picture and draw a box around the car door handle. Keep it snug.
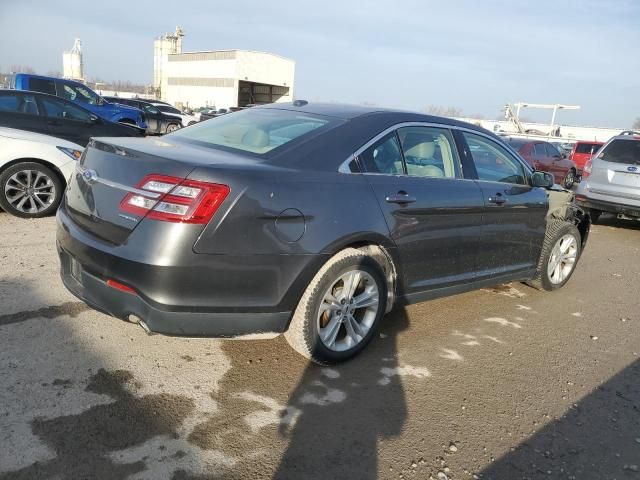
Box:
[385,192,417,205]
[488,193,507,205]
[47,120,62,126]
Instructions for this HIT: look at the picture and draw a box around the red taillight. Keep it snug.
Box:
[582,158,593,179]
[119,174,230,224]
[106,279,138,295]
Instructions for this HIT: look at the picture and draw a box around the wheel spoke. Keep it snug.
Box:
[553,262,562,281]
[25,170,33,188]
[321,316,342,348]
[353,290,378,309]
[32,194,47,208]
[342,271,361,300]
[344,315,363,344]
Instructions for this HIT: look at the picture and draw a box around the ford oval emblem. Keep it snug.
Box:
[627,166,638,172]
[82,169,98,184]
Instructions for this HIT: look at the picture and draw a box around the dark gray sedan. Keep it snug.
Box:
[56,102,590,363]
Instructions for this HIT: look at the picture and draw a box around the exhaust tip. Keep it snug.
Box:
[128,314,154,335]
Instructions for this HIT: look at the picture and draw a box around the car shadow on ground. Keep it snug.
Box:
[480,359,640,479]
[178,308,412,479]
[594,214,640,231]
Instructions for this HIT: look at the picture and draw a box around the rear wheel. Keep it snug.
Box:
[526,221,581,291]
[563,169,576,189]
[285,248,387,364]
[0,162,63,218]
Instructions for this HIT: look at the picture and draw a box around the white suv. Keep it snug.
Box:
[576,131,640,222]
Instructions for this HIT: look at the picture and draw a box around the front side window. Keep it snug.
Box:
[359,133,404,174]
[168,108,336,155]
[59,83,99,105]
[143,104,160,115]
[397,126,458,178]
[40,97,92,122]
[545,143,561,157]
[463,132,528,185]
[159,105,182,115]
[598,139,640,165]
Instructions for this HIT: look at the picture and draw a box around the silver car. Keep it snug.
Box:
[576,131,640,222]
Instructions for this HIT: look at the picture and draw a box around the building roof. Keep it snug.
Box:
[168,49,294,63]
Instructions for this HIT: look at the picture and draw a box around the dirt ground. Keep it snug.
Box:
[1,212,639,480]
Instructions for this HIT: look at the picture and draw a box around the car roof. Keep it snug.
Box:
[0,126,83,148]
[258,101,489,131]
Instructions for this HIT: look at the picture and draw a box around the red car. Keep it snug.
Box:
[505,138,578,188]
[569,140,604,174]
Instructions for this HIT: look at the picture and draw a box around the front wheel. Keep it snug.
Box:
[526,221,581,291]
[285,248,387,364]
[166,123,180,133]
[0,162,63,218]
[563,169,576,189]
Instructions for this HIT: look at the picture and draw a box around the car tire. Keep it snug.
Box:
[589,209,602,224]
[284,248,388,364]
[0,162,63,219]
[526,221,581,291]
[563,169,576,189]
[166,123,180,133]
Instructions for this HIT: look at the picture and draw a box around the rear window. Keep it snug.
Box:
[575,142,601,154]
[168,108,336,155]
[599,139,640,165]
[28,78,56,96]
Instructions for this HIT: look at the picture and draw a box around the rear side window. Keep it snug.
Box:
[534,143,547,156]
[40,97,92,122]
[463,132,528,185]
[28,78,56,96]
[0,94,19,112]
[599,139,640,165]
[359,133,404,174]
[0,94,39,115]
[397,126,459,178]
[575,143,601,154]
[169,108,336,155]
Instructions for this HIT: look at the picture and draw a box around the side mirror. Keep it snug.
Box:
[531,171,554,188]
[97,97,105,106]
[561,153,567,159]
[89,114,100,124]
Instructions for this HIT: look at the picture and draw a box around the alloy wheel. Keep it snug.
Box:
[317,269,380,352]
[547,234,578,284]
[4,169,56,214]
[563,171,575,189]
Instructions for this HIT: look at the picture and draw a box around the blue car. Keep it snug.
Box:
[12,73,147,130]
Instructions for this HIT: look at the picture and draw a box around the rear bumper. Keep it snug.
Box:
[56,207,325,337]
[576,197,640,218]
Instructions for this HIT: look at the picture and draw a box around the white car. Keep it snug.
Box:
[148,102,199,126]
[0,127,82,218]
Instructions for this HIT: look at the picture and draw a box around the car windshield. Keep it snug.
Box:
[168,108,336,155]
[599,139,640,165]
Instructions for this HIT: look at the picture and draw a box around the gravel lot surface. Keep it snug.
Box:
[1,212,639,480]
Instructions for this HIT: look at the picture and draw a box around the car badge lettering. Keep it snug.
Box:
[82,169,98,184]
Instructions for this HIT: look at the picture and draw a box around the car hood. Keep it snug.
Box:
[0,126,83,149]
[104,101,143,116]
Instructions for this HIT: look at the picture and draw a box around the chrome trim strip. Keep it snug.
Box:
[338,121,532,177]
[75,165,162,199]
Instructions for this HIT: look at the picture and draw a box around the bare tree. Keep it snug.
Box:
[425,105,464,118]
[10,65,35,74]
[46,70,62,78]
[633,117,640,130]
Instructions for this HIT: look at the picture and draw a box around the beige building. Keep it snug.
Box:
[153,29,295,110]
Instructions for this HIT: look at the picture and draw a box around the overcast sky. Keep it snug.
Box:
[1,0,638,127]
